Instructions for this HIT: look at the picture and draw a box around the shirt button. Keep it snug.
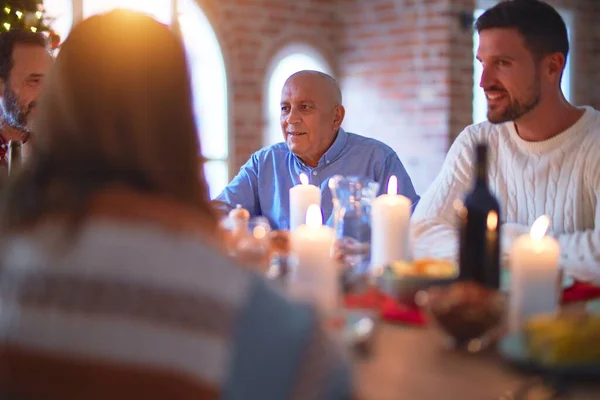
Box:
[312,171,318,176]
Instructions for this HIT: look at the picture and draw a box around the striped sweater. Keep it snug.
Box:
[0,219,352,399]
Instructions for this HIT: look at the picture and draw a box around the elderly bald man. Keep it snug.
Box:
[215,70,419,230]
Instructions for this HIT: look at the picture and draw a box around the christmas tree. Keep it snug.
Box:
[0,0,61,49]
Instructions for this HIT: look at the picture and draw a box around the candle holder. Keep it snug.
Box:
[221,215,272,272]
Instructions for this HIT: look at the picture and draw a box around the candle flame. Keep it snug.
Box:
[305,204,322,227]
[530,215,550,241]
[387,175,397,195]
[300,173,309,185]
[253,225,267,240]
[486,211,498,230]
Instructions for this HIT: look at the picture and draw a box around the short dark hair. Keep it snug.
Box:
[0,29,47,82]
[475,0,569,63]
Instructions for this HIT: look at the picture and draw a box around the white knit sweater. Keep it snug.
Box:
[412,106,600,284]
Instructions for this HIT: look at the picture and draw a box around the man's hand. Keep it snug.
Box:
[0,123,28,143]
[0,123,33,164]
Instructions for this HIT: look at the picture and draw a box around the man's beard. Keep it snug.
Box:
[487,78,541,124]
[1,85,35,132]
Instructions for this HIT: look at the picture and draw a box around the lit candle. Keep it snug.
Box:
[289,204,337,313]
[289,173,321,231]
[370,175,412,267]
[508,215,560,333]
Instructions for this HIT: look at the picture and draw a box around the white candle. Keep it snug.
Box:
[289,204,337,313]
[508,215,560,333]
[289,173,321,231]
[370,175,412,268]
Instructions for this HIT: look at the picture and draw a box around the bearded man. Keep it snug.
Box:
[411,0,600,284]
[0,29,53,167]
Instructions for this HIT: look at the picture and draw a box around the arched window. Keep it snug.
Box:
[54,0,230,198]
[472,7,574,124]
[264,44,332,146]
[178,0,229,198]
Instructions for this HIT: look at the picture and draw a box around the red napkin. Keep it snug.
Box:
[343,288,427,326]
[562,281,600,304]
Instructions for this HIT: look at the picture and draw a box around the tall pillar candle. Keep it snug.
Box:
[371,175,412,267]
[508,215,560,333]
[289,173,321,231]
[289,204,337,314]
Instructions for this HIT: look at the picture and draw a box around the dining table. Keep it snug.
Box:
[265,253,600,399]
[352,299,600,400]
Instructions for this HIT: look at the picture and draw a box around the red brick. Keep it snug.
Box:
[178,0,600,191]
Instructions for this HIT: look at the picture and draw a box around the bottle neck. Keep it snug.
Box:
[475,161,488,187]
[473,144,488,188]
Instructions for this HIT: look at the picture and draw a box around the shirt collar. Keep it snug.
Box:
[291,128,348,168]
[319,128,348,167]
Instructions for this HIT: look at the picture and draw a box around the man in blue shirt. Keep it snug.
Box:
[215,70,419,229]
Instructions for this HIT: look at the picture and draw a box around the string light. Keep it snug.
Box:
[0,2,59,49]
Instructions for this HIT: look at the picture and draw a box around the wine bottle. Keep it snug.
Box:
[458,142,501,289]
[7,140,23,176]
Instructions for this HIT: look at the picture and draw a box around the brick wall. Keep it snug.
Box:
[337,0,599,194]
[193,0,341,172]
[338,0,475,194]
[191,0,599,195]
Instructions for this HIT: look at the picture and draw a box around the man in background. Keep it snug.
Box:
[0,29,53,165]
[215,70,419,229]
[411,0,600,284]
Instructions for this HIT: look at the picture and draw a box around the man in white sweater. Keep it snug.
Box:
[412,0,600,284]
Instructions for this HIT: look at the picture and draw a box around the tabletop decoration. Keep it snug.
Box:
[508,215,560,333]
[289,172,320,231]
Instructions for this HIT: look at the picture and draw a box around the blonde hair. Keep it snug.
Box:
[0,10,217,232]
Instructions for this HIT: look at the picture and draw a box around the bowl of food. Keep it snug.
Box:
[418,281,506,350]
[376,258,458,305]
[523,312,600,367]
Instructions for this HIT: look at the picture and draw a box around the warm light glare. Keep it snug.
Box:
[453,199,467,219]
[35,11,42,19]
[530,215,550,241]
[3,7,10,14]
[15,10,22,19]
[83,1,172,26]
[486,211,498,230]
[305,204,322,228]
[30,26,37,32]
[253,225,267,240]
[387,175,397,195]
[3,23,10,30]
[299,173,309,185]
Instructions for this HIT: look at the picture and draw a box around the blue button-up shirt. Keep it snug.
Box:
[214,128,420,229]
